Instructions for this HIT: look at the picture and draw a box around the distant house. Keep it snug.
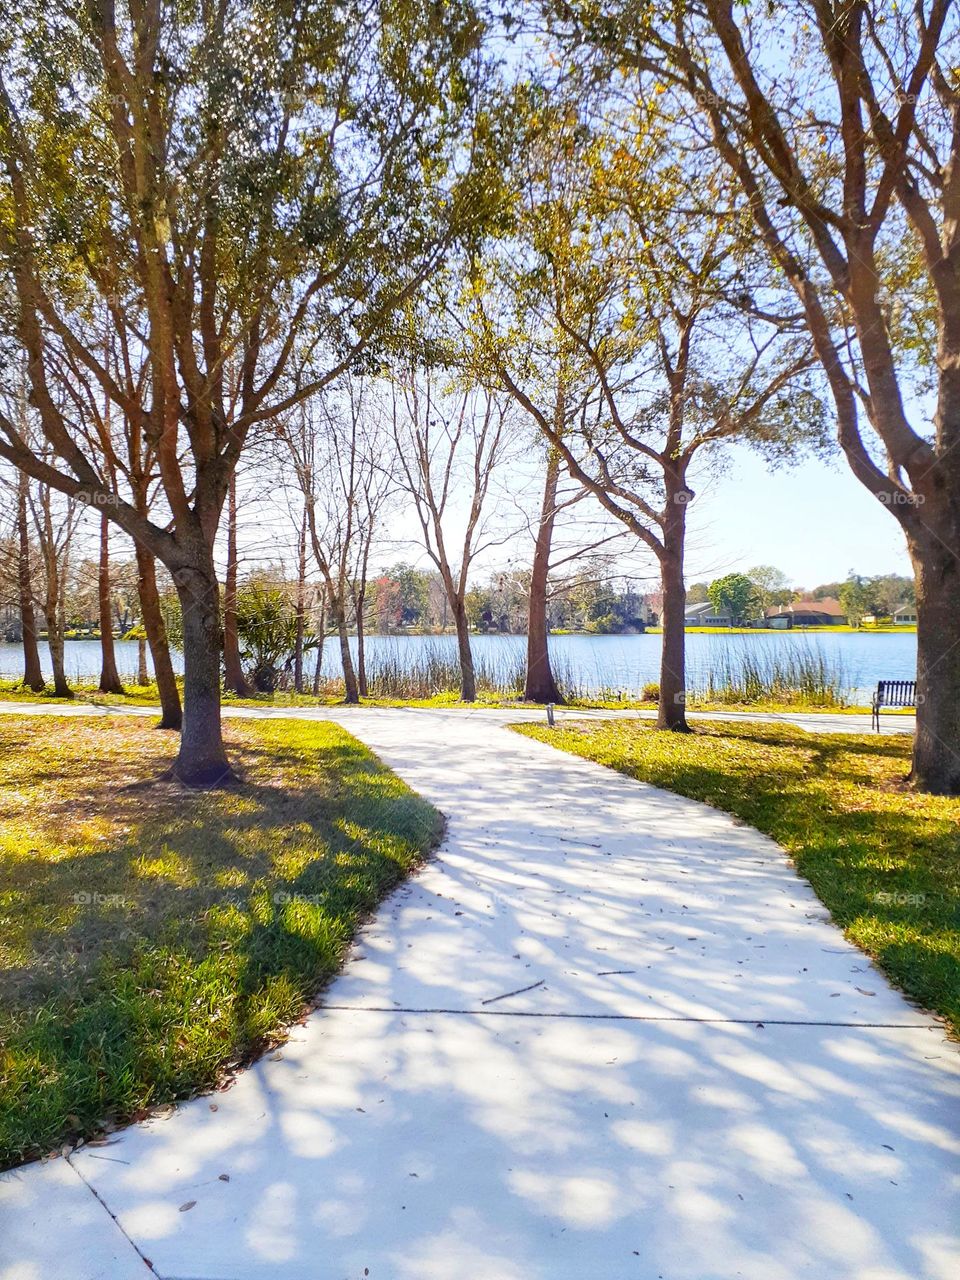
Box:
[684,601,734,627]
[766,597,847,627]
[893,604,918,625]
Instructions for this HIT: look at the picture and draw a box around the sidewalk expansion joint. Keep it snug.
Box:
[320,1003,937,1029]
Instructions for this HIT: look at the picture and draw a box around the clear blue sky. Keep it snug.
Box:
[683,445,913,590]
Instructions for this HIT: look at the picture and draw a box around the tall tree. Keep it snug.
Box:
[562,0,960,787]
[96,510,123,693]
[283,380,390,704]
[390,375,514,701]
[474,92,821,727]
[0,0,495,781]
[526,447,565,702]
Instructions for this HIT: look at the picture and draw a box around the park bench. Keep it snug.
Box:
[871,679,917,731]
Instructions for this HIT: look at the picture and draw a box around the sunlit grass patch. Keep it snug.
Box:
[0,716,441,1169]
[514,718,960,1037]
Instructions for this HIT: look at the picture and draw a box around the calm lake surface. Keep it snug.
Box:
[0,630,917,701]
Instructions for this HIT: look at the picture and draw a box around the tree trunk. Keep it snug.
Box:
[333,593,360,703]
[97,513,124,694]
[293,509,307,694]
[525,450,564,703]
[453,598,477,701]
[312,589,326,695]
[134,541,182,729]
[137,635,149,685]
[223,474,249,696]
[42,545,71,698]
[173,558,232,785]
[909,531,960,793]
[16,474,44,692]
[356,596,368,697]
[657,490,690,731]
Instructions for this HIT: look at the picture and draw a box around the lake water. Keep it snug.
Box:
[0,630,917,701]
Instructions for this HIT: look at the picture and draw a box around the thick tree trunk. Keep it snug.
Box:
[173,558,232,785]
[909,531,960,793]
[453,599,477,701]
[525,451,563,703]
[223,475,249,696]
[97,513,124,694]
[134,542,182,729]
[657,496,690,731]
[16,475,44,692]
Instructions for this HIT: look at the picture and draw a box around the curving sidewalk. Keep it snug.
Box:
[1,707,957,1280]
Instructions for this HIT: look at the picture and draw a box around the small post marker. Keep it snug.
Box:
[546,702,555,728]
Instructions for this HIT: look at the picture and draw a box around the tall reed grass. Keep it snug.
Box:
[689,640,847,707]
[347,637,849,706]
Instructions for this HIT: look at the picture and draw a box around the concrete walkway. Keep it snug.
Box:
[1,708,957,1280]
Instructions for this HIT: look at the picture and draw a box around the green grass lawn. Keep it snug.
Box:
[515,718,959,1036]
[0,716,442,1169]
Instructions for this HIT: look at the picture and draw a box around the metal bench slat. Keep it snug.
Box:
[872,679,917,728]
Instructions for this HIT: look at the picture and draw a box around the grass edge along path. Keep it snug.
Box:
[514,718,960,1038]
[0,716,443,1170]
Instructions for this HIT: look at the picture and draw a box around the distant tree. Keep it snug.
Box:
[685,582,710,605]
[871,574,916,616]
[708,573,760,626]
[839,575,879,630]
[372,565,433,631]
[748,565,794,612]
[390,375,514,702]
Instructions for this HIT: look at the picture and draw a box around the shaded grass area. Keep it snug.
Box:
[0,716,442,1169]
[514,718,960,1036]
